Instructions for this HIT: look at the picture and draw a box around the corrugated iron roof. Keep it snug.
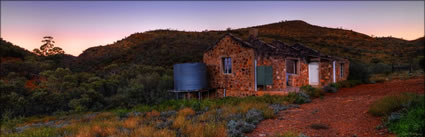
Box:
[206,33,346,61]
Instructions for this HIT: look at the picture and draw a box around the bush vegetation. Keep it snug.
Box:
[369,93,424,137]
[2,94,315,137]
[368,93,417,117]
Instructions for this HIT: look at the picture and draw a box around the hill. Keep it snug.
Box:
[0,38,76,77]
[75,20,423,71]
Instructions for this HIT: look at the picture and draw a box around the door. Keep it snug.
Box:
[309,62,319,85]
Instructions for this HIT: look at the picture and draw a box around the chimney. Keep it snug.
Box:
[249,28,258,38]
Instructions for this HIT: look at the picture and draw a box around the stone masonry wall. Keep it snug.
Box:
[256,56,287,91]
[320,60,333,86]
[288,60,309,87]
[203,36,256,97]
[335,60,350,82]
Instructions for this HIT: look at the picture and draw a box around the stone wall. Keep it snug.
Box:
[320,60,333,86]
[202,35,350,98]
[335,60,350,82]
[203,35,256,97]
[288,60,309,87]
[256,56,287,91]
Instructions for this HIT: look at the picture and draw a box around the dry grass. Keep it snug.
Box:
[133,125,156,137]
[178,108,195,116]
[6,96,297,137]
[122,116,139,129]
[146,110,161,118]
[368,92,416,116]
[172,115,189,129]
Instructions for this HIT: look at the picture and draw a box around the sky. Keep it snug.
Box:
[1,1,424,56]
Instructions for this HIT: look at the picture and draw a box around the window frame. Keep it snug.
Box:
[340,63,344,78]
[286,58,299,75]
[222,57,232,74]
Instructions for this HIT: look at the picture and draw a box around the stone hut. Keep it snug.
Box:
[203,33,349,97]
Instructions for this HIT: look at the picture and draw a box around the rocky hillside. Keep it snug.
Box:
[50,20,425,71]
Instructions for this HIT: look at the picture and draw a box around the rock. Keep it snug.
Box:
[259,133,266,137]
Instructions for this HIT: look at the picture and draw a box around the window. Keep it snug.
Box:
[222,57,232,74]
[340,63,344,78]
[286,59,298,74]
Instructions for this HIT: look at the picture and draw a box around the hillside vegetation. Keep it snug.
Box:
[0,20,423,119]
[75,20,424,71]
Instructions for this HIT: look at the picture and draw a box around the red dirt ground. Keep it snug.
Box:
[247,78,424,137]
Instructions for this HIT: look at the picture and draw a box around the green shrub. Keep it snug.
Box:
[387,95,424,137]
[285,92,311,104]
[348,61,371,83]
[368,93,417,117]
[300,85,323,98]
[112,108,130,118]
[334,80,363,89]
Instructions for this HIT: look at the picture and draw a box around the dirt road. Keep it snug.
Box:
[247,78,424,137]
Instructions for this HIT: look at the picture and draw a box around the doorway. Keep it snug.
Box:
[308,62,319,85]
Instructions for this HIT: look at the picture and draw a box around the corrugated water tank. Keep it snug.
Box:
[173,62,207,91]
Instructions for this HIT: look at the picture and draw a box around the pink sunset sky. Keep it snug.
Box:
[1,1,424,56]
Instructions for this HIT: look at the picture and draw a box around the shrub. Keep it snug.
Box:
[112,108,130,118]
[4,127,59,137]
[368,93,417,116]
[285,92,311,104]
[369,63,391,74]
[300,85,323,98]
[177,107,195,117]
[269,104,289,114]
[227,120,255,137]
[334,80,363,89]
[323,85,337,93]
[387,95,424,137]
[348,61,371,83]
[245,109,263,125]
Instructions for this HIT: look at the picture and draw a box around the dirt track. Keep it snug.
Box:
[247,78,424,137]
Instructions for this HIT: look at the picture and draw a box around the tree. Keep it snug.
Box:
[33,36,64,56]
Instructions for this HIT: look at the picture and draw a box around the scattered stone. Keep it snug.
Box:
[258,133,266,137]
